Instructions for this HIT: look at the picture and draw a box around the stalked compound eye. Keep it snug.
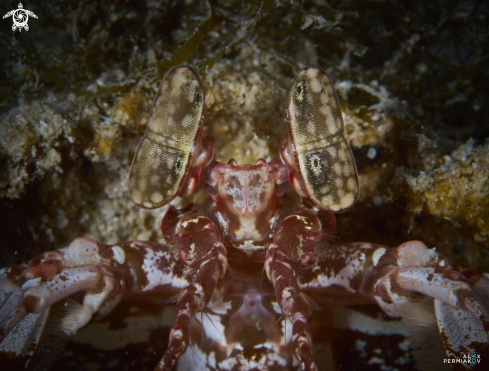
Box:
[287,66,359,212]
[128,66,205,209]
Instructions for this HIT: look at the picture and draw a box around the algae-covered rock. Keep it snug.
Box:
[395,139,489,238]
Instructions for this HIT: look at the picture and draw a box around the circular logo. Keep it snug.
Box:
[12,9,29,29]
[3,3,38,32]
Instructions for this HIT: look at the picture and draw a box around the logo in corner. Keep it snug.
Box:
[444,352,481,365]
[3,2,38,32]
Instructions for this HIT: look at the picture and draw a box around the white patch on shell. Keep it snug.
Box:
[111,246,126,265]
[329,204,340,212]
[150,157,161,170]
[306,67,318,79]
[320,93,328,105]
[171,72,186,96]
[181,114,194,127]
[319,103,332,119]
[340,193,354,209]
[338,148,348,162]
[302,246,369,290]
[141,248,188,291]
[218,355,238,370]
[206,293,232,315]
[372,248,386,267]
[292,312,307,323]
[271,301,282,315]
[347,178,357,191]
[321,195,333,206]
[150,192,163,204]
[310,77,321,93]
[333,162,342,175]
[235,240,264,257]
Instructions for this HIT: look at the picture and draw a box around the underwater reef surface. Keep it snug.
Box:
[0,0,488,370]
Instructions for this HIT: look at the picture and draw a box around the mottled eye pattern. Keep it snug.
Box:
[288,66,359,212]
[128,66,205,209]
